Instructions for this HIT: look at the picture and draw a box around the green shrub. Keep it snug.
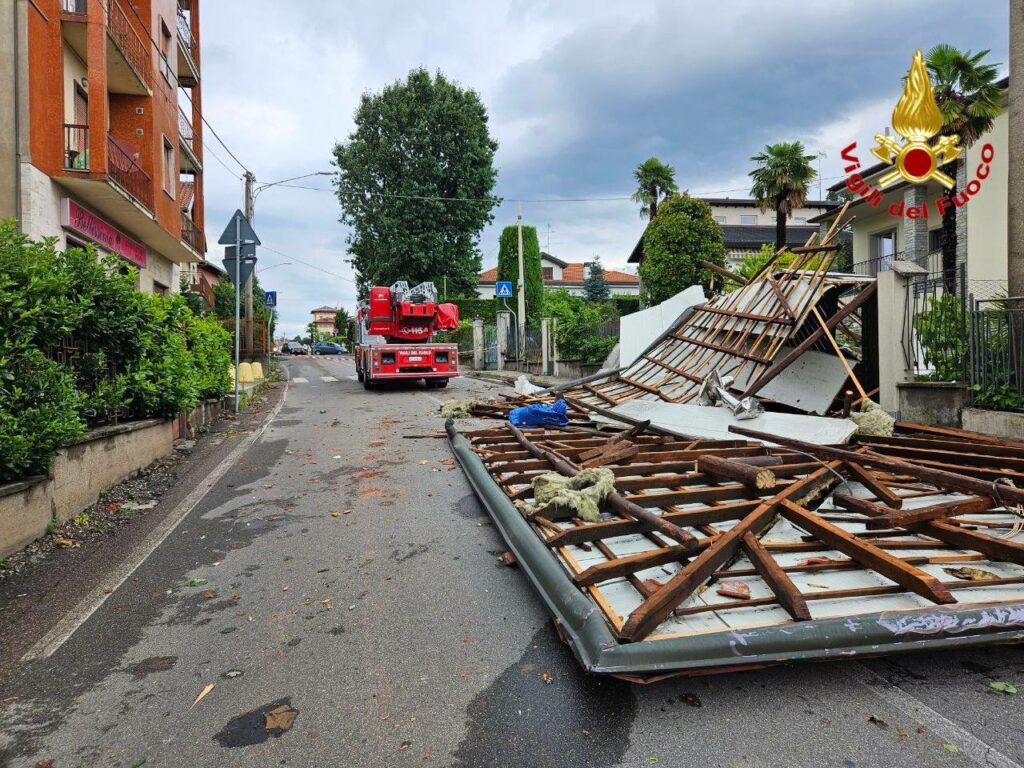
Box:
[434,319,474,351]
[185,313,232,399]
[0,221,235,482]
[914,293,966,382]
[0,349,84,481]
[543,289,618,364]
[638,194,726,305]
[449,296,497,322]
[612,296,641,316]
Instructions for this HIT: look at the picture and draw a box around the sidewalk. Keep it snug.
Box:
[461,369,572,388]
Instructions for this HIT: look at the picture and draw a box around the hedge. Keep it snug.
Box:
[0,221,233,483]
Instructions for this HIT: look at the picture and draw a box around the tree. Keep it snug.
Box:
[333,308,351,344]
[925,44,1003,290]
[305,321,320,345]
[638,194,726,305]
[496,225,543,326]
[332,68,499,298]
[583,258,610,301]
[748,141,817,250]
[632,158,678,220]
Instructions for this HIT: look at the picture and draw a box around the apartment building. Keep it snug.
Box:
[310,306,339,337]
[628,197,839,270]
[3,0,205,294]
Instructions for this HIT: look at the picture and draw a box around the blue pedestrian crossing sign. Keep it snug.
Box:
[264,291,277,308]
[495,281,513,298]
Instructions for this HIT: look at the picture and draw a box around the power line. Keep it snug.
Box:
[259,245,356,284]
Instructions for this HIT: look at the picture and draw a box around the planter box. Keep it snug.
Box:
[961,407,1024,441]
[0,419,172,557]
[896,381,968,427]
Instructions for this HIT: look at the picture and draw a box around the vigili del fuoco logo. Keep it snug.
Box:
[839,49,994,220]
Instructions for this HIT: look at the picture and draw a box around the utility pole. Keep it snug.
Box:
[1009,0,1023,303]
[243,171,256,357]
[516,201,527,366]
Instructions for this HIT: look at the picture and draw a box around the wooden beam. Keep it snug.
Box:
[743,281,877,397]
[668,332,773,365]
[703,260,746,285]
[740,532,810,620]
[508,424,699,548]
[865,496,994,530]
[728,424,1024,508]
[698,454,776,490]
[574,541,711,587]
[619,462,840,641]
[697,304,795,325]
[581,382,620,406]
[843,461,903,509]
[778,499,955,604]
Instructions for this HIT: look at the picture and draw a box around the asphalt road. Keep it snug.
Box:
[2,355,1024,768]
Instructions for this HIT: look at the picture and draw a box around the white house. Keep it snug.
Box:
[477,252,640,298]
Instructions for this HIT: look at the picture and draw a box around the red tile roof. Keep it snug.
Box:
[478,263,638,285]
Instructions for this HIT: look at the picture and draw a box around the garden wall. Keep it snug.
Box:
[0,419,173,556]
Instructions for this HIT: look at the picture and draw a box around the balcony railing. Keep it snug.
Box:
[61,0,87,15]
[108,0,151,88]
[189,275,215,309]
[178,106,194,148]
[107,134,153,211]
[177,9,198,65]
[181,212,205,254]
[63,124,89,170]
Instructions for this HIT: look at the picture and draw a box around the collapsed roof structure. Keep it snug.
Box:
[447,207,1024,678]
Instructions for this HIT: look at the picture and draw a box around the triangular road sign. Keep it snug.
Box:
[223,250,257,288]
[218,209,261,246]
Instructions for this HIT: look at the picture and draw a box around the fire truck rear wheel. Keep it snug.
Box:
[429,378,449,389]
[363,375,375,390]
[356,367,364,382]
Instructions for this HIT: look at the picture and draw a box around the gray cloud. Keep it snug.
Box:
[197,0,1008,337]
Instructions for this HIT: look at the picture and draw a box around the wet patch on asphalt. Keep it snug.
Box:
[125,656,177,680]
[452,625,637,767]
[214,697,299,748]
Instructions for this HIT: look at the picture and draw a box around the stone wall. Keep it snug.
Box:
[0,419,173,557]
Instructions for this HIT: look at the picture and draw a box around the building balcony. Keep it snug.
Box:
[58,125,199,265]
[189,275,216,310]
[176,4,200,87]
[181,211,205,256]
[177,106,202,172]
[60,0,152,96]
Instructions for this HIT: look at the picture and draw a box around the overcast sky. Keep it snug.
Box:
[198,0,1009,338]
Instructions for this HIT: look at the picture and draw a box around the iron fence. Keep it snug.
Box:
[180,212,205,254]
[901,263,967,381]
[107,134,154,211]
[107,0,151,87]
[63,123,89,170]
[967,298,1024,412]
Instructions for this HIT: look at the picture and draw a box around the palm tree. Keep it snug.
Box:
[925,45,1003,290]
[748,141,817,250]
[632,158,679,220]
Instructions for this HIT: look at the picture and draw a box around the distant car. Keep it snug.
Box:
[313,341,347,355]
[282,342,306,355]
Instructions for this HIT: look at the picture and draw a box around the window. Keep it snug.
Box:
[542,267,553,280]
[714,215,727,225]
[740,214,757,225]
[159,19,173,83]
[153,281,169,296]
[929,228,944,253]
[162,138,175,195]
[869,230,896,276]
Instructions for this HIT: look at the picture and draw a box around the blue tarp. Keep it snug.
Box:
[509,399,569,428]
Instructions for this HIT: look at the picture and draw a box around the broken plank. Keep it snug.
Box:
[740,532,810,620]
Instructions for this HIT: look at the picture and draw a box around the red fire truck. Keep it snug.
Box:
[354,281,459,390]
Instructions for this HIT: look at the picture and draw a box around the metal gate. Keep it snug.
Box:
[482,325,498,370]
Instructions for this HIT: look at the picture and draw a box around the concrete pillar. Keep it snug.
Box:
[472,318,483,371]
[902,185,929,268]
[955,161,969,273]
[496,311,510,371]
[876,263,928,412]
[540,318,550,376]
[551,318,560,378]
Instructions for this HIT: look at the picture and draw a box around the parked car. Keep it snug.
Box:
[313,341,347,355]
[282,341,307,355]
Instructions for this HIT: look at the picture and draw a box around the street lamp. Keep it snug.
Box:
[250,171,335,222]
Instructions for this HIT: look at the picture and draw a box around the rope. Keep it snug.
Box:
[990,478,1024,540]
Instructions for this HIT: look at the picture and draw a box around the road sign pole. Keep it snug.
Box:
[233,216,240,412]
